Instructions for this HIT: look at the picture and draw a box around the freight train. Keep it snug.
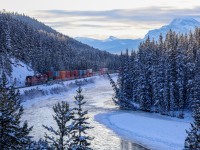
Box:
[25,68,109,86]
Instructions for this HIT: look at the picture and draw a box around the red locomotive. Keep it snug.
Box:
[25,74,48,86]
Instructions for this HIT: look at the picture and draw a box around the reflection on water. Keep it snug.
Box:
[86,109,149,150]
[121,140,149,150]
[83,80,150,150]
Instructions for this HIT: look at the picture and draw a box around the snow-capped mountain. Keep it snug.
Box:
[145,17,200,40]
[76,18,200,54]
[75,36,142,54]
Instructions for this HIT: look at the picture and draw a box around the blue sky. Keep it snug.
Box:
[1,0,200,39]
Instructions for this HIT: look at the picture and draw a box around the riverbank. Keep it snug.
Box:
[95,111,191,150]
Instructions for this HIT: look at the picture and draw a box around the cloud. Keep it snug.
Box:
[30,7,200,38]
[36,7,200,23]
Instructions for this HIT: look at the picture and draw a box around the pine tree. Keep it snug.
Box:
[165,30,178,116]
[176,34,186,118]
[137,38,153,112]
[185,32,195,109]
[131,50,140,105]
[43,101,74,150]
[107,72,123,108]
[111,51,136,109]
[152,34,165,113]
[70,86,93,150]
[184,53,200,149]
[0,72,33,149]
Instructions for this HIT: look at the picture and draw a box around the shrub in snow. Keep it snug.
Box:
[0,72,33,149]
[22,87,48,100]
[29,138,52,150]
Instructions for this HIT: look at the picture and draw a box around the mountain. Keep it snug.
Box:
[0,11,120,78]
[145,17,200,40]
[77,18,200,54]
[75,36,142,54]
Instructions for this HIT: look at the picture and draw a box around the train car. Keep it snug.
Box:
[79,70,83,78]
[70,71,75,80]
[83,70,87,78]
[53,71,60,80]
[66,71,71,80]
[74,70,79,79]
[46,71,53,81]
[99,68,108,75]
[60,71,66,80]
[87,69,93,77]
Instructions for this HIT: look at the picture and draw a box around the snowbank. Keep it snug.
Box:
[95,111,191,150]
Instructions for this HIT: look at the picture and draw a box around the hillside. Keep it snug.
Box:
[0,11,120,77]
[10,59,34,86]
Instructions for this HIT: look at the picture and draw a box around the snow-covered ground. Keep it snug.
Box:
[21,75,191,150]
[96,110,191,150]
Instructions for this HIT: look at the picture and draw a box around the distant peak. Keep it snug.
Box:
[105,36,118,41]
[170,17,200,25]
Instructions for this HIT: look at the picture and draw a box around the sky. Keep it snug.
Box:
[0,0,200,39]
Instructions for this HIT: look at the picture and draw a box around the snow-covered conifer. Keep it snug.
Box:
[70,86,93,150]
[0,72,33,149]
[43,101,74,150]
[184,53,200,149]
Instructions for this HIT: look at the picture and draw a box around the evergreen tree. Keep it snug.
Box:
[43,101,74,150]
[130,50,140,104]
[0,72,33,149]
[152,34,165,113]
[185,32,195,109]
[137,38,153,112]
[184,53,200,149]
[176,34,186,118]
[165,30,178,116]
[111,51,136,109]
[70,86,93,150]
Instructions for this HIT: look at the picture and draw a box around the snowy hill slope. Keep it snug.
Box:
[9,59,34,87]
[145,17,200,40]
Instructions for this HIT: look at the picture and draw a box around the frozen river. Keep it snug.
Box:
[22,77,149,150]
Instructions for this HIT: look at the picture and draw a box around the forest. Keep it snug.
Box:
[0,11,120,75]
[109,28,200,118]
